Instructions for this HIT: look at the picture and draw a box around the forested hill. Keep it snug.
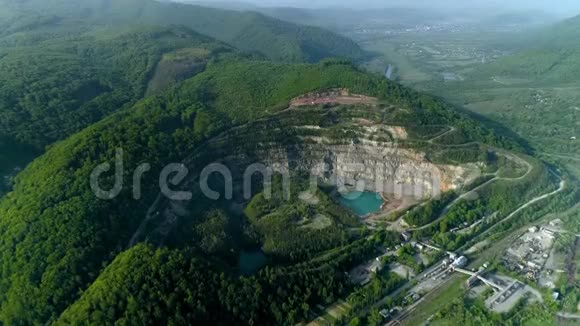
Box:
[536,14,580,46]
[0,0,367,174]
[0,24,231,150]
[0,58,515,324]
[0,0,367,63]
[476,14,580,82]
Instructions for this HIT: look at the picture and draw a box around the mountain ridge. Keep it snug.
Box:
[475,14,580,82]
[0,0,368,63]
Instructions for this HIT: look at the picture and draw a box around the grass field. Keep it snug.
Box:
[309,300,352,325]
[301,214,332,230]
[401,275,468,326]
[162,47,211,61]
[146,47,210,95]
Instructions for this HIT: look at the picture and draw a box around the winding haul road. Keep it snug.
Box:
[409,151,533,232]
[473,177,566,241]
[427,126,456,144]
[542,152,580,162]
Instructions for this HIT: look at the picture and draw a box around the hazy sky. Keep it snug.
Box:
[194,0,580,16]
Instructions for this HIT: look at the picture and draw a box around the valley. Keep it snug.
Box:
[338,11,580,325]
[357,25,580,183]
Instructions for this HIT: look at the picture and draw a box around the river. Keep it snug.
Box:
[385,64,395,80]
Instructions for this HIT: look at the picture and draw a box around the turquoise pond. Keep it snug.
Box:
[337,191,384,217]
[238,250,267,275]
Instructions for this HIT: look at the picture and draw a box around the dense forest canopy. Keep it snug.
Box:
[0,24,227,149]
[0,55,517,324]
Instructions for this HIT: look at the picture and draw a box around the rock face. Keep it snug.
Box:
[224,143,475,201]
[169,105,482,203]
[290,89,378,107]
[139,105,484,244]
[183,135,480,203]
